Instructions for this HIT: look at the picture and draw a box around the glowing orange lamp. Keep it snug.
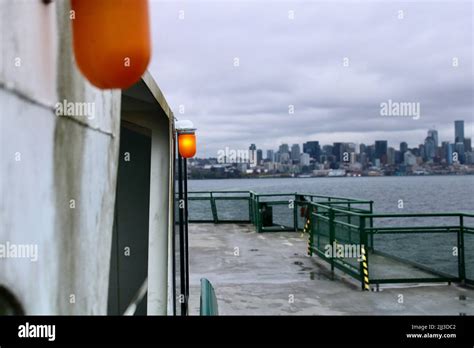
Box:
[178,133,197,158]
[71,0,151,89]
[176,120,197,158]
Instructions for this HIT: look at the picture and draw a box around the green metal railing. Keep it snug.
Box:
[186,191,252,224]
[308,204,474,289]
[200,278,218,316]
[186,190,371,232]
[187,190,473,289]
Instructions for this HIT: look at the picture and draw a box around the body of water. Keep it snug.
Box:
[189,175,474,214]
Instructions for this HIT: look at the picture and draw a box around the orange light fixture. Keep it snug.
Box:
[178,133,197,159]
[71,0,151,89]
[176,120,197,158]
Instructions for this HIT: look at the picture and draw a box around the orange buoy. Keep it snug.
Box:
[71,0,151,89]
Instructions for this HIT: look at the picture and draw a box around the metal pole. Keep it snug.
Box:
[329,209,335,275]
[172,139,177,316]
[458,215,465,282]
[184,158,190,313]
[177,152,186,315]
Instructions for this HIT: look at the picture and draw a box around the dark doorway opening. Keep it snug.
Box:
[108,123,151,315]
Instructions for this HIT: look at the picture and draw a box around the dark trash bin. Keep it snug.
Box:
[260,203,273,227]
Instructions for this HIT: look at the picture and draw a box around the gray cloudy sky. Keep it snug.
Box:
[149,0,473,157]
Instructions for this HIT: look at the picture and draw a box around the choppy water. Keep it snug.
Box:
[189,175,474,214]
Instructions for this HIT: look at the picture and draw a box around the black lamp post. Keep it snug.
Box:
[176,120,196,316]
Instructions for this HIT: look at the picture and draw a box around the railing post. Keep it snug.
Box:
[316,206,320,251]
[210,192,218,224]
[256,195,261,232]
[347,202,351,226]
[359,216,370,291]
[369,201,374,251]
[458,215,465,282]
[329,208,335,275]
[248,193,252,223]
[308,204,313,256]
[293,194,297,231]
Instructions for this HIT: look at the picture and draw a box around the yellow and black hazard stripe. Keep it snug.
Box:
[361,245,370,291]
[303,217,312,256]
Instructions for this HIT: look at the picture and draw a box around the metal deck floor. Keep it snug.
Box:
[188,223,474,315]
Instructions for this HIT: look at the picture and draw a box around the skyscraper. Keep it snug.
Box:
[257,149,263,165]
[300,153,310,166]
[443,142,453,164]
[333,142,343,162]
[375,140,388,164]
[290,144,300,161]
[404,151,416,166]
[400,142,408,154]
[455,142,465,164]
[303,141,321,162]
[266,150,274,162]
[249,144,257,168]
[323,145,333,157]
[455,120,464,143]
[424,136,435,161]
[464,138,472,152]
[427,129,439,148]
[279,143,289,155]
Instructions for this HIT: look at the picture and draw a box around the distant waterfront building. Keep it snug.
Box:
[345,143,357,154]
[366,145,375,163]
[266,150,274,162]
[418,144,425,160]
[455,120,464,143]
[424,135,436,161]
[279,143,289,155]
[443,141,454,165]
[323,145,333,157]
[264,161,276,171]
[291,144,301,161]
[455,142,465,164]
[464,138,472,152]
[350,152,357,164]
[274,151,280,163]
[442,142,453,164]
[300,153,310,166]
[303,141,321,162]
[333,142,344,162]
[400,142,408,154]
[375,140,388,164]
[394,150,403,164]
[427,129,439,148]
[238,162,248,172]
[257,149,263,165]
[249,144,257,167]
[280,152,290,164]
[404,151,416,166]
[465,152,474,165]
[387,147,396,165]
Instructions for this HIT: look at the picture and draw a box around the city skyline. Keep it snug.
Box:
[199,120,473,160]
[188,119,474,178]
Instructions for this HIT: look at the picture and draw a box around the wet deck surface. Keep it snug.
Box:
[188,223,474,315]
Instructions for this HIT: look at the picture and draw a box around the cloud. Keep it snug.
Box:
[149,0,473,157]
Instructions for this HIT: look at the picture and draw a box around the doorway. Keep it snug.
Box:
[108,123,152,315]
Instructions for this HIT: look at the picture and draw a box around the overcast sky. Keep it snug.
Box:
[149,0,473,157]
